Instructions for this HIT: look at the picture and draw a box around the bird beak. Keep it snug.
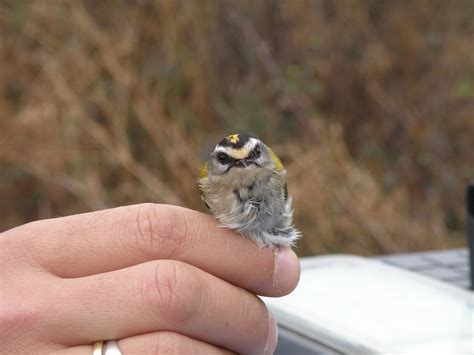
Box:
[233,159,259,168]
[233,159,247,168]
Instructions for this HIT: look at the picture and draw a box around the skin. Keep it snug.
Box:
[0,203,300,354]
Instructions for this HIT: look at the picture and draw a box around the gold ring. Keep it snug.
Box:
[93,341,104,355]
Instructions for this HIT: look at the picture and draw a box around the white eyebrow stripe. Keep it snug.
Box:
[214,146,231,154]
[245,138,258,151]
[213,138,260,159]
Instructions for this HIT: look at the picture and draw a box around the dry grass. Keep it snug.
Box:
[0,1,472,255]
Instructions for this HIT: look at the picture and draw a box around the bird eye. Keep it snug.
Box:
[217,152,229,165]
[253,145,261,159]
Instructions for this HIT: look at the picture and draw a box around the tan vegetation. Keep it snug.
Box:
[0,1,472,255]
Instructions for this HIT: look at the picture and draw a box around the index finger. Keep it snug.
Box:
[5,203,300,296]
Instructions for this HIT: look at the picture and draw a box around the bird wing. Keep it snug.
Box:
[198,162,210,209]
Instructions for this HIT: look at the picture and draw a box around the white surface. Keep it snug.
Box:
[263,255,474,354]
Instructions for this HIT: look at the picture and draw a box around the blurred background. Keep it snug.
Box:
[0,0,472,256]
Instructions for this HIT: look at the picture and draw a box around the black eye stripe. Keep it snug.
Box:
[216,152,233,165]
[215,145,261,166]
[249,145,261,159]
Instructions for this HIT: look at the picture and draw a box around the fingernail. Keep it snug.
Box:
[273,247,301,295]
[264,310,278,355]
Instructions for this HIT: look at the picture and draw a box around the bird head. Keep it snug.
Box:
[203,133,284,178]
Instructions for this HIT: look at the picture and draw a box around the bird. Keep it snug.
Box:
[198,133,299,248]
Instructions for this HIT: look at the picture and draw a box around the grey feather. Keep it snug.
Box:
[199,138,300,247]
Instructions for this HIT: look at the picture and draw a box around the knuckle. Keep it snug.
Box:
[134,204,189,260]
[1,228,33,266]
[0,236,38,276]
[144,261,202,326]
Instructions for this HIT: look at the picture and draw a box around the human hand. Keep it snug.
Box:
[0,204,300,354]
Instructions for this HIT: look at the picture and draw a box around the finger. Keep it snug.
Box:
[7,203,299,296]
[58,331,234,355]
[47,260,278,355]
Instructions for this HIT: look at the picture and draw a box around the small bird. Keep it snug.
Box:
[198,133,300,247]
